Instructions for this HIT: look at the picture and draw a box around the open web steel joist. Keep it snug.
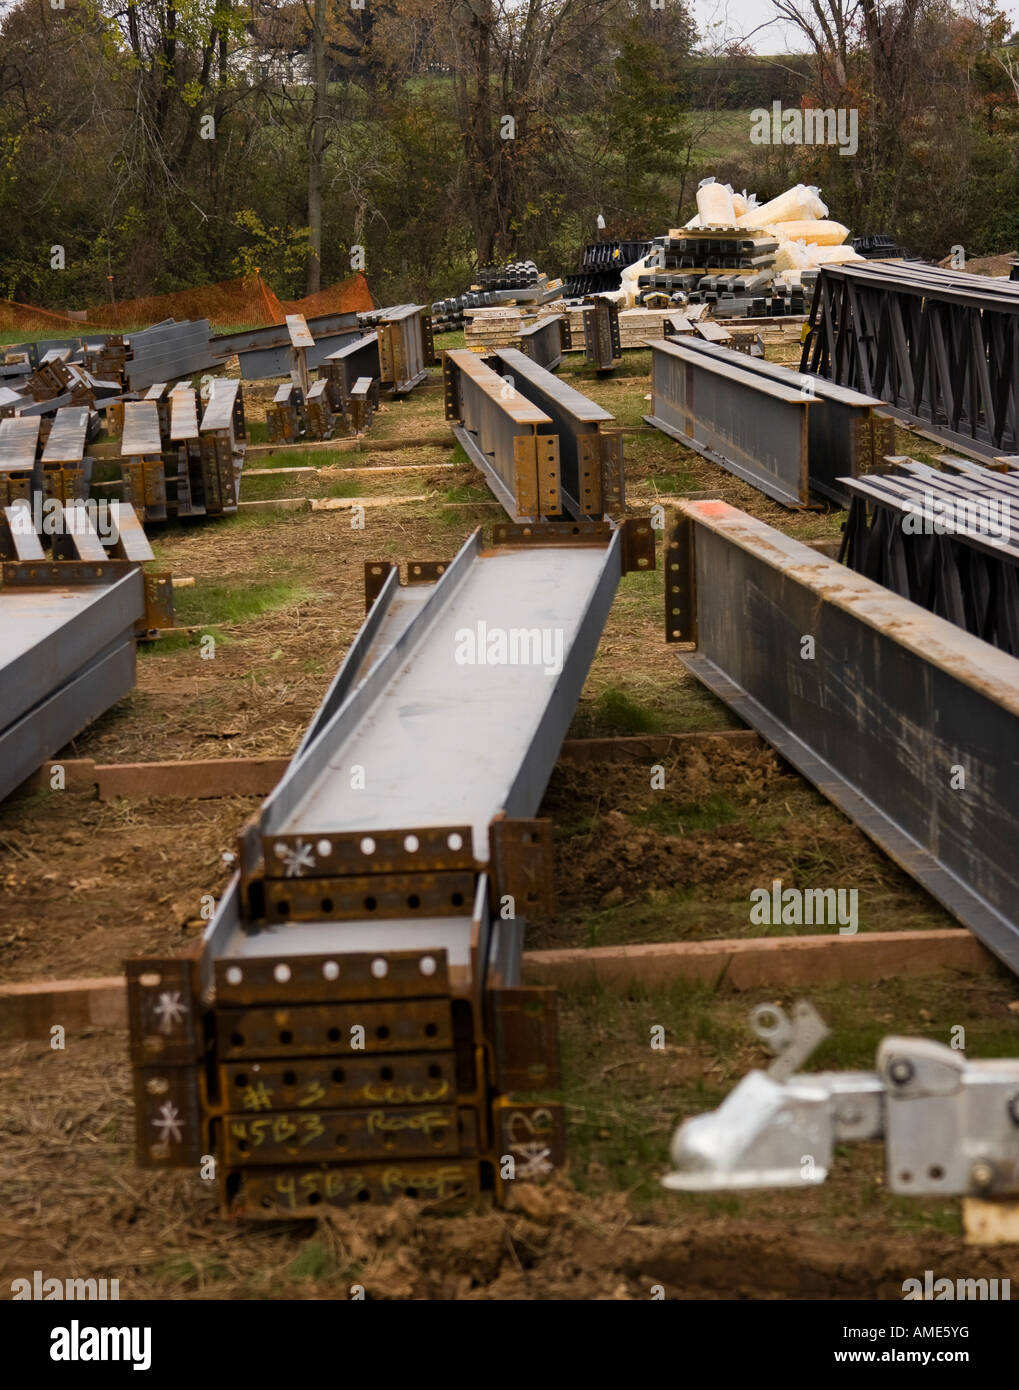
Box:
[668,336,893,507]
[838,456,1019,655]
[125,518,655,1216]
[443,350,624,521]
[666,499,1019,975]
[0,499,164,801]
[800,261,1019,459]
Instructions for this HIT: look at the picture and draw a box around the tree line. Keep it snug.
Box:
[1,0,1018,314]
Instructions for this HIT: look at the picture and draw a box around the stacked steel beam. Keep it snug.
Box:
[0,497,172,801]
[126,520,655,1216]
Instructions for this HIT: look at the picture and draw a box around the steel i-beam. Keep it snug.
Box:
[125,517,656,1216]
[666,499,1019,974]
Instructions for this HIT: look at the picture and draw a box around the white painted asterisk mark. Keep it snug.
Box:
[153,1102,183,1144]
[277,839,317,879]
[516,1143,553,1179]
[154,991,187,1034]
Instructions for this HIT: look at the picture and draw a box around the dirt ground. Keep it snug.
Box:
[3,971,1018,1299]
[1,339,1014,1300]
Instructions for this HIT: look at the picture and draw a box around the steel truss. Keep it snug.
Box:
[801,261,1019,458]
[839,456,1019,655]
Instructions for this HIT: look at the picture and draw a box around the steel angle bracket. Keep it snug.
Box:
[214,948,452,1007]
[125,955,204,1066]
[262,824,476,881]
[489,816,555,919]
[618,516,655,575]
[598,430,626,517]
[364,557,453,611]
[665,509,698,642]
[422,314,438,366]
[576,434,603,516]
[491,518,614,548]
[406,558,451,585]
[512,432,560,517]
[226,1158,481,1217]
[132,1063,205,1169]
[442,353,460,421]
[487,987,562,1092]
[263,869,477,923]
[125,952,208,1169]
[142,572,174,632]
[1,559,135,587]
[491,1098,567,1200]
[852,412,897,474]
[364,559,397,610]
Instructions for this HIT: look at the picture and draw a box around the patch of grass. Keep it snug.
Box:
[137,631,193,655]
[434,329,466,351]
[251,448,342,470]
[590,686,664,735]
[442,481,490,504]
[323,475,363,499]
[172,577,308,628]
[631,792,739,833]
[286,1240,329,1280]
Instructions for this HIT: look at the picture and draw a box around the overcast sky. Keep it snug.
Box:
[692,0,1019,53]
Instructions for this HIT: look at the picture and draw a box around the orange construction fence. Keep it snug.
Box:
[0,273,375,339]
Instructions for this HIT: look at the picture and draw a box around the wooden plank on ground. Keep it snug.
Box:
[522,931,998,991]
[0,930,998,1040]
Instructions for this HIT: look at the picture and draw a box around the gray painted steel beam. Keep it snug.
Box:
[671,335,893,506]
[647,338,814,507]
[0,564,144,801]
[667,499,1019,974]
[488,347,623,519]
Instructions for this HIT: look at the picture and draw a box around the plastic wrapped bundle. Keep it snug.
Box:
[766,219,848,246]
[738,183,828,228]
[773,239,811,272]
[808,244,865,265]
[696,176,737,226]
